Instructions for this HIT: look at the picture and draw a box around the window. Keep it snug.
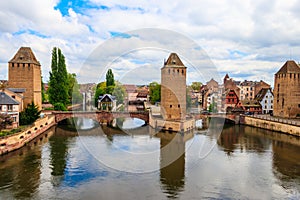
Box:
[298,104,300,108]
[265,100,267,104]
[170,105,172,108]
[271,100,273,103]
[265,105,267,109]
[12,95,15,99]
[0,105,2,111]
[178,104,180,108]
[7,105,13,111]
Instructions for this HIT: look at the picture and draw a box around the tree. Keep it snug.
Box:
[112,82,126,105]
[191,82,202,91]
[68,73,82,104]
[106,69,115,87]
[48,47,69,109]
[209,101,218,113]
[0,113,13,131]
[94,82,106,106]
[41,78,46,103]
[19,102,41,125]
[149,82,161,104]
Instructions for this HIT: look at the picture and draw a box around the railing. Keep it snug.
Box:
[246,114,300,127]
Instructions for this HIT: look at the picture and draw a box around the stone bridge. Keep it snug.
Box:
[52,111,149,124]
[192,113,242,124]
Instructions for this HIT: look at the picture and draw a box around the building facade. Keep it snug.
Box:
[255,88,273,114]
[0,92,20,128]
[273,60,300,118]
[161,53,187,120]
[8,47,42,110]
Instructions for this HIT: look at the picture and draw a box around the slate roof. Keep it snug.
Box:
[276,60,300,74]
[164,53,185,67]
[98,94,116,102]
[7,88,26,93]
[255,88,273,102]
[0,92,20,105]
[9,47,40,65]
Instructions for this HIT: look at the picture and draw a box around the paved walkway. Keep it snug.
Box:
[250,114,300,127]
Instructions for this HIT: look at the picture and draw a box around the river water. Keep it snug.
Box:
[0,118,299,199]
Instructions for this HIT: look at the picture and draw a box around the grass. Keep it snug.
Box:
[0,126,29,138]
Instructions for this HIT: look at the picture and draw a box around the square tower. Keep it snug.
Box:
[8,47,42,110]
[273,60,300,117]
[161,53,187,120]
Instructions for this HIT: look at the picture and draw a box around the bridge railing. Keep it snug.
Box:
[246,114,300,127]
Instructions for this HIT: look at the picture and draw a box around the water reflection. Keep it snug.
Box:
[156,132,187,199]
[0,122,300,199]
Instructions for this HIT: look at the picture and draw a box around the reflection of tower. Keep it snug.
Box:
[8,47,42,109]
[158,132,186,198]
[161,53,187,120]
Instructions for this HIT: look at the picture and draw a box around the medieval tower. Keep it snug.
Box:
[273,60,300,118]
[8,47,42,109]
[161,53,187,120]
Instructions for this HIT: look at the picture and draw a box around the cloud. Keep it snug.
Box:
[0,0,299,87]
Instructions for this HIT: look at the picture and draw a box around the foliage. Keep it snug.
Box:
[0,113,13,131]
[186,88,192,110]
[53,102,67,111]
[208,102,218,113]
[94,82,106,107]
[48,47,69,109]
[106,69,115,87]
[94,70,126,107]
[149,82,161,104]
[19,102,41,125]
[190,82,202,91]
[0,127,23,137]
[112,83,126,105]
[41,78,47,103]
[68,73,83,104]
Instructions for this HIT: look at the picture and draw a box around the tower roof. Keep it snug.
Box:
[9,47,40,65]
[276,60,300,74]
[164,53,185,67]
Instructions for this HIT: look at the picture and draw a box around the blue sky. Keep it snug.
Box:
[0,0,300,86]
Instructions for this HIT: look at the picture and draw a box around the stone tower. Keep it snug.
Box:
[8,47,42,110]
[161,53,187,120]
[273,60,300,118]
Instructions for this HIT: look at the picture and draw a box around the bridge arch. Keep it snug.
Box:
[53,111,149,124]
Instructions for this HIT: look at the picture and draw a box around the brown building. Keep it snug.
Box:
[236,99,262,114]
[161,53,187,120]
[273,60,300,118]
[8,47,42,110]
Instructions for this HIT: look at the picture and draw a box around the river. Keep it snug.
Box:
[0,118,299,199]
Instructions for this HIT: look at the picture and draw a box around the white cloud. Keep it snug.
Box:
[0,0,299,87]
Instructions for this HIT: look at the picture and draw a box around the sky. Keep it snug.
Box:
[1,0,300,87]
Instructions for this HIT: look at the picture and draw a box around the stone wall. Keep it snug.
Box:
[0,115,55,155]
[243,116,300,136]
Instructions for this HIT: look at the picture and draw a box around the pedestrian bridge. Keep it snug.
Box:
[192,113,241,124]
[52,111,149,124]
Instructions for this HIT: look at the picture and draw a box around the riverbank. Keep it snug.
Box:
[0,115,56,155]
[241,115,300,137]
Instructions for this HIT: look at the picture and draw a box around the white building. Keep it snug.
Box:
[0,91,20,127]
[255,88,274,114]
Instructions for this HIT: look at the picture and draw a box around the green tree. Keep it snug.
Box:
[112,82,126,105]
[48,47,69,109]
[19,102,41,125]
[0,113,13,131]
[94,82,106,107]
[67,73,82,104]
[209,101,218,113]
[106,69,115,87]
[190,82,202,91]
[41,78,46,103]
[186,88,192,111]
[149,82,161,104]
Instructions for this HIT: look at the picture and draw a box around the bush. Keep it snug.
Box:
[54,102,67,111]
[20,102,41,125]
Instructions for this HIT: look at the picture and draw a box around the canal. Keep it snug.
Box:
[0,118,299,199]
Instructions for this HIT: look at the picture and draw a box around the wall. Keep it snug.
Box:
[242,116,300,137]
[0,115,56,155]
